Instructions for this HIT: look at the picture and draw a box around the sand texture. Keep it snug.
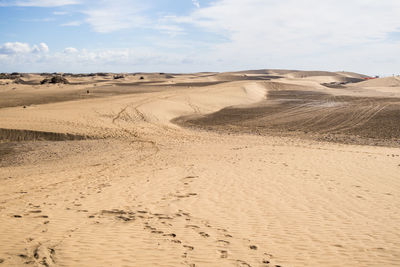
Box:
[0,71,400,266]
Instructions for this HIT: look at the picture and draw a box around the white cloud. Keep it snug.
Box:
[0,42,48,55]
[64,47,78,53]
[20,17,55,22]
[0,44,199,73]
[182,0,400,45]
[83,0,148,33]
[12,0,80,7]
[83,1,186,36]
[0,42,32,54]
[170,0,400,75]
[61,21,82,26]
[192,0,200,8]
[154,18,185,36]
[39,43,49,53]
[53,11,68,15]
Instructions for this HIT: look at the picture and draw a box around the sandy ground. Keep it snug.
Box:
[0,71,400,266]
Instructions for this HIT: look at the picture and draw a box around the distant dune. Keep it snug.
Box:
[355,76,400,87]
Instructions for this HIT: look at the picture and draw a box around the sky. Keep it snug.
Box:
[0,0,400,75]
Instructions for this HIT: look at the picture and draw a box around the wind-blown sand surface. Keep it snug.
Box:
[0,71,399,266]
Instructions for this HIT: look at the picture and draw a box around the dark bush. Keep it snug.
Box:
[40,76,69,84]
[0,73,20,79]
[96,73,109,77]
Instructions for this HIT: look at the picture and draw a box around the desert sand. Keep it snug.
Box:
[0,71,400,266]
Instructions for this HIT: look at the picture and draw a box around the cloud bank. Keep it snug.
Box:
[0,42,198,73]
[0,42,49,55]
[3,0,80,7]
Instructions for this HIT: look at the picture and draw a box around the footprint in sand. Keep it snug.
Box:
[77,209,88,213]
[236,260,251,267]
[137,210,148,214]
[184,176,198,179]
[163,233,177,238]
[157,215,173,220]
[144,225,157,231]
[117,215,134,222]
[198,231,210,238]
[219,250,228,258]
[183,245,194,251]
[262,259,270,264]
[217,240,230,245]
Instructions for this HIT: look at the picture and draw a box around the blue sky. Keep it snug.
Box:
[0,0,400,75]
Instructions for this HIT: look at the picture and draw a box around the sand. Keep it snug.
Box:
[0,71,400,266]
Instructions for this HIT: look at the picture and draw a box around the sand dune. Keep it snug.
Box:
[336,71,370,79]
[287,70,341,78]
[0,70,399,267]
[355,76,400,87]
